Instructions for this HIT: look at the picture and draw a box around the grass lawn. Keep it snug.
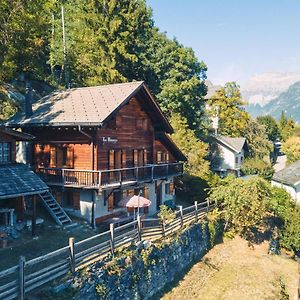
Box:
[0,212,100,272]
[160,236,298,300]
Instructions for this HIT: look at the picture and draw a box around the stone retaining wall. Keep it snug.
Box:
[42,221,221,300]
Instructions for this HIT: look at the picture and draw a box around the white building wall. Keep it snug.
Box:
[68,177,177,222]
[220,145,236,170]
[271,180,300,205]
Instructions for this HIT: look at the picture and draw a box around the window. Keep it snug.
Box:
[0,142,11,163]
[235,156,239,164]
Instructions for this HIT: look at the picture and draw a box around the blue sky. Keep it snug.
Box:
[146,0,300,86]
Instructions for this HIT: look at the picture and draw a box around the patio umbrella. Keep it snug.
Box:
[118,195,151,218]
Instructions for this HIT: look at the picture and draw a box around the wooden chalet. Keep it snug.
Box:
[8,81,186,225]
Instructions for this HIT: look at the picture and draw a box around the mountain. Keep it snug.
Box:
[242,72,300,106]
[258,81,300,121]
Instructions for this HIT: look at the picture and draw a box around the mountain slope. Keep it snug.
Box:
[258,81,300,120]
[242,72,300,106]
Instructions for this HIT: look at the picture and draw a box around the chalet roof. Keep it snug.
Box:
[272,160,300,186]
[0,164,48,199]
[155,132,187,161]
[214,135,246,153]
[0,126,34,141]
[7,81,173,133]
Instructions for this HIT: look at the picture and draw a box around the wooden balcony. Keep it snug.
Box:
[37,163,184,190]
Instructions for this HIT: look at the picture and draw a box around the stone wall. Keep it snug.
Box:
[40,220,222,300]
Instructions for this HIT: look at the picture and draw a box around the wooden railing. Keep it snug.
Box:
[0,201,213,300]
[37,162,184,188]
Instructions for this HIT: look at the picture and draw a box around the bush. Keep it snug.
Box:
[157,205,176,224]
[269,186,300,253]
[281,136,300,164]
[209,176,271,235]
[175,174,210,204]
[241,158,274,180]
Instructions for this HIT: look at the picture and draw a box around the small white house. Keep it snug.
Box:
[271,160,300,205]
[210,135,247,177]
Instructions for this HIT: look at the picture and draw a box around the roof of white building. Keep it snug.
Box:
[272,160,300,186]
[214,135,247,153]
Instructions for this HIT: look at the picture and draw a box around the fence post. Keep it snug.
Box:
[161,217,166,238]
[69,237,75,274]
[179,205,183,228]
[206,198,210,213]
[110,223,115,256]
[137,215,142,242]
[18,256,25,300]
[194,201,198,222]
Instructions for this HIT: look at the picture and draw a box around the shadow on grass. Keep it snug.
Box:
[149,237,224,300]
[244,215,277,246]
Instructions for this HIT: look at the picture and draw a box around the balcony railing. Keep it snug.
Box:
[37,163,184,189]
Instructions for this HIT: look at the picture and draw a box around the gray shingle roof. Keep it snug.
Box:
[272,160,300,186]
[214,135,246,153]
[8,81,145,126]
[0,164,48,199]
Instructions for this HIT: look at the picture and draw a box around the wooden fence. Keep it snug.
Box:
[0,201,213,300]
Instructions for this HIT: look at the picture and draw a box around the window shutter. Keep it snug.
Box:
[166,152,169,163]
[50,147,57,167]
[133,150,138,167]
[108,193,114,211]
[144,187,149,199]
[66,146,74,168]
[122,150,127,168]
[143,149,148,165]
[170,182,174,194]
[109,150,115,169]
[157,151,162,163]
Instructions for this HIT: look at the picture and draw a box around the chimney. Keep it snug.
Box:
[25,82,33,118]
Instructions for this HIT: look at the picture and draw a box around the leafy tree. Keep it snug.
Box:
[207,82,250,137]
[0,0,51,82]
[256,115,280,141]
[281,136,300,164]
[241,158,274,180]
[278,111,299,141]
[242,118,273,159]
[170,113,210,178]
[269,187,300,252]
[209,177,271,235]
[149,32,208,133]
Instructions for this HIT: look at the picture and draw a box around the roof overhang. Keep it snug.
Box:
[0,126,35,140]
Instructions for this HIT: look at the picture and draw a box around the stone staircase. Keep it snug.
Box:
[39,191,72,226]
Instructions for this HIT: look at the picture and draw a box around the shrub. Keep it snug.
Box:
[158,205,176,224]
[209,177,271,235]
[241,158,274,180]
[269,186,300,253]
[281,136,300,164]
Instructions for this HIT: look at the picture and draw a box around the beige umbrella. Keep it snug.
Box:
[118,194,151,218]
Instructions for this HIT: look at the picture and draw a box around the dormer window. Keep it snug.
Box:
[0,142,11,163]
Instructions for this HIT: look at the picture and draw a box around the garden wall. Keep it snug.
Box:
[49,220,221,300]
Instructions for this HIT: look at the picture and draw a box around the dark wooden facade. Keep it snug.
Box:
[31,96,178,174]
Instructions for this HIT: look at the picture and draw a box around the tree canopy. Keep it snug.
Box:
[0,0,208,132]
[207,82,250,137]
[242,118,273,159]
[256,115,280,142]
[281,136,300,164]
